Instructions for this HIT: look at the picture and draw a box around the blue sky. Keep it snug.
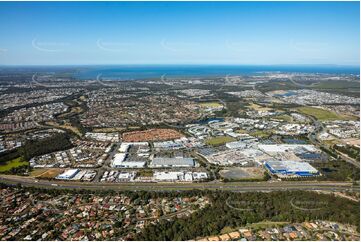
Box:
[0,1,359,65]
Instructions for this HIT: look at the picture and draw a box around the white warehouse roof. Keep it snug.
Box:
[258,144,317,153]
[112,153,127,167]
[151,157,195,167]
[154,171,183,181]
[56,169,80,179]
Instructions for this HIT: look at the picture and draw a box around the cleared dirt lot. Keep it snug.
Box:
[122,128,184,142]
[31,168,64,179]
[220,167,265,180]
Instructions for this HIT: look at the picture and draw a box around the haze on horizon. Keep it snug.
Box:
[0,1,359,66]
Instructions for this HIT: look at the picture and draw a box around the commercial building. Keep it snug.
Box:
[258,144,318,154]
[56,169,80,180]
[112,153,127,168]
[154,171,183,181]
[150,157,195,168]
[153,171,208,181]
[264,160,319,177]
[111,153,145,168]
[226,141,247,149]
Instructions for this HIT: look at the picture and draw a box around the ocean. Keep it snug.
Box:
[73,65,360,80]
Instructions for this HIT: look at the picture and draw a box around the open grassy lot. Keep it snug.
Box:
[31,168,64,179]
[58,106,83,118]
[205,136,236,146]
[220,167,265,181]
[250,130,272,138]
[46,121,83,137]
[199,101,223,108]
[246,221,289,230]
[29,168,50,177]
[93,127,127,132]
[138,169,154,177]
[272,114,293,122]
[312,80,360,90]
[0,157,28,172]
[247,103,272,111]
[296,107,348,121]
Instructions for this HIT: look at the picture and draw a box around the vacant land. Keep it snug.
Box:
[46,121,83,137]
[199,101,223,108]
[31,168,64,179]
[58,106,83,118]
[138,169,154,177]
[296,107,346,121]
[250,130,272,138]
[93,127,127,132]
[312,80,360,90]
[273,114,293,122]
[123,128,184,142]
[0,157,28,172]
[247,103,273,111]
[205,136,236,146]
[220,167,265,181]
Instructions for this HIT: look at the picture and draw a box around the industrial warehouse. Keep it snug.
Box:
[150,157,195,168]
[264,160,320,178]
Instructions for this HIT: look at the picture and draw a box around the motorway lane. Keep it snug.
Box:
[0,175,358,192]
[308,118,360,168]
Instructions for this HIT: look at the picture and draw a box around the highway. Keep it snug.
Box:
[308,116,360,168]
[0,175,358,192]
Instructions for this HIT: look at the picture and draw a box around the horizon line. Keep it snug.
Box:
[0,63,360,67]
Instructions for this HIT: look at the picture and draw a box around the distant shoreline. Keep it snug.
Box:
[0,64,359,81]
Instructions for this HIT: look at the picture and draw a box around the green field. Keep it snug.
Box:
[250,130,272,138]
[273,114,293,122]
[199,102,223,108]
[296,107,348,121]
[312,80,360,90]
[138,169,154,177]
[205,136,236,146]
[0,157,28,172]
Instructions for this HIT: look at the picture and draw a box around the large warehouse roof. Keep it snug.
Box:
[265,160,318,175]
[56,169,80,179]
[258,144,318,153]
[151,157,195,167]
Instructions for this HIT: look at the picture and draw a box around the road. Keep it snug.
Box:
[287,79,359,168]
[0,175,358,192]
[307,116,360,168]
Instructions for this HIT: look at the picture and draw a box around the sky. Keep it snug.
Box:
[0,1,359,66]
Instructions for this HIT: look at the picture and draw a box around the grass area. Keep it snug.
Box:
[199,101,223,108]
[32,168,64,179]
[235,129,247,134]
[0,157,28,172]
[138,169,154,177]
[93,127,126,132]
[57,106,83,118]
[220,226,235,234]
[30,168,49,177]
[250,130,272,138]
[46,121,83,137]
[296,107,348,121]
[247,103,272,111]
[246,221,288,229]
[220,168,267,182]
[273,114,293,122]
[205,136,236,146]
[312,80,360,90]
[313,159,359,181]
